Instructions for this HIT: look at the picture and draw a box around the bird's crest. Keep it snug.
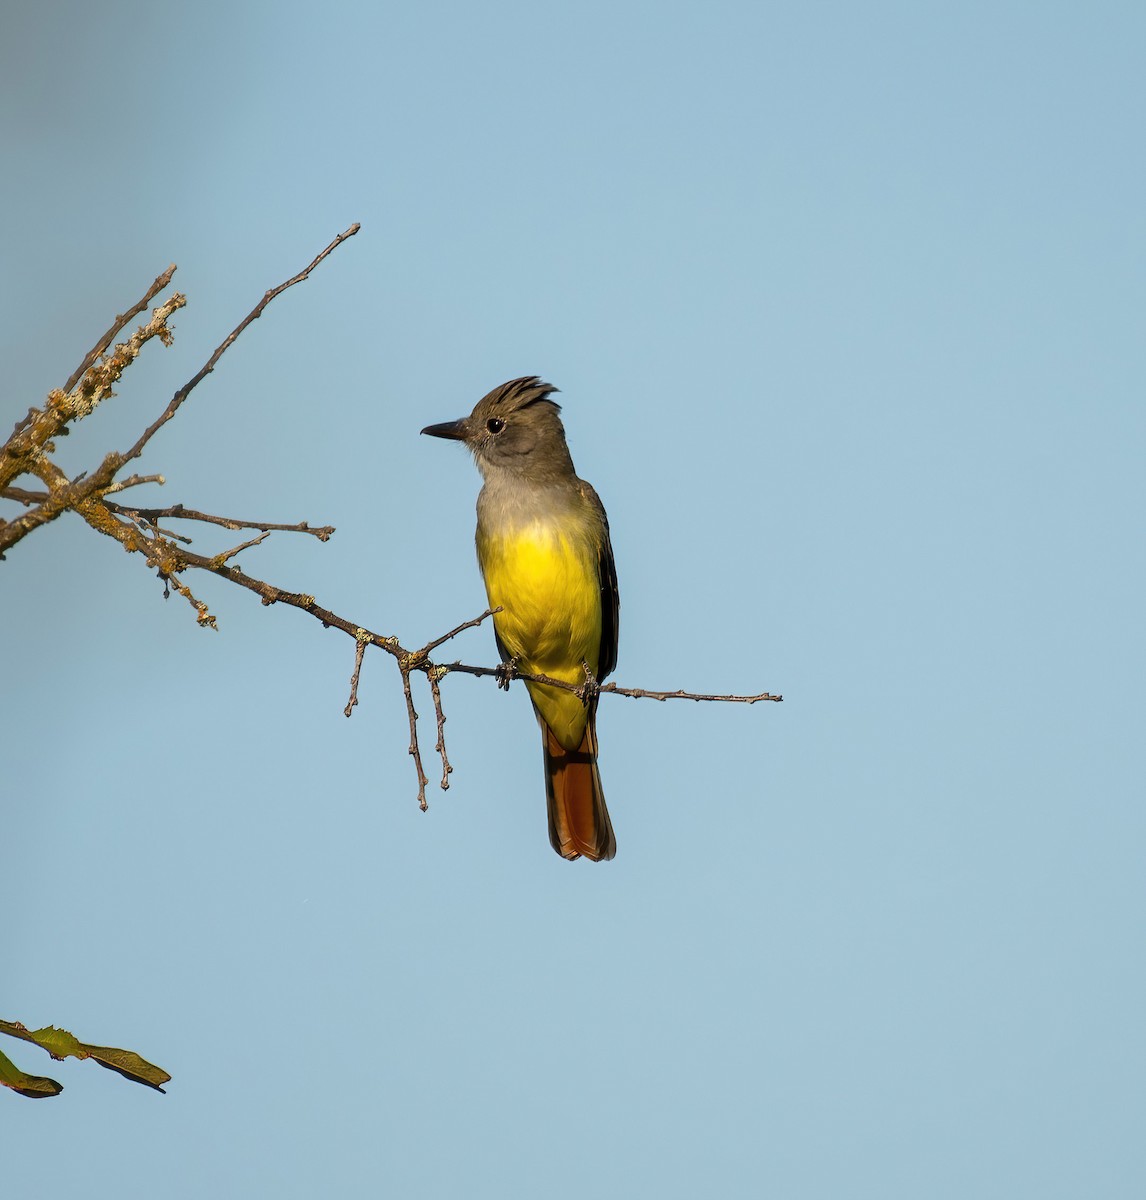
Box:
[482,376,561,413]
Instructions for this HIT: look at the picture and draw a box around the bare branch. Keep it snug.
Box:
[400,664,430,811]
[424,658,782,704]
[103,501,334,541]
[421,607,500,657]
[113,523,781,798]
[429,669,452,791]
[1,292,185,496]
[600,682,783,704]
[117,509,193,544]
[102,474,166,495]
[162,570,217,629]
[62,265,178,395]
[0,459,123,553]
[1,226,357,559]
[0,486,47,506]
[119,223,361,470]
[344,634,369,717]
[210,532,270,566]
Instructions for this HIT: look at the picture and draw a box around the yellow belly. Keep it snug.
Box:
[477,521,601,750]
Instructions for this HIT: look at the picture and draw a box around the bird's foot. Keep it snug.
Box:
[577,661,600,706]
[496,656,520,692]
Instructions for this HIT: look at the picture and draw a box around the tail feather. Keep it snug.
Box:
[542,712,616,862]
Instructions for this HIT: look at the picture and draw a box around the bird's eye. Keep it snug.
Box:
[486,418,505,434]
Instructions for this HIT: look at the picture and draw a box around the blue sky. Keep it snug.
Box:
[3,1,1144,1196]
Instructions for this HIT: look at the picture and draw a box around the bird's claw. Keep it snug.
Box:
[578,661,600,706]
[496,657,520,692]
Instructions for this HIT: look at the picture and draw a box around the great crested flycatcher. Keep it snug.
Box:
[422,377,618,861]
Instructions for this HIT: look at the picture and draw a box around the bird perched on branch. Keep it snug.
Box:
[422,377,618,861]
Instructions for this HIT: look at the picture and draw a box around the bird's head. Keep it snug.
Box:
[421,377,574,481]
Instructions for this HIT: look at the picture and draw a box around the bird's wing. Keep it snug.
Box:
[581,481,620,682]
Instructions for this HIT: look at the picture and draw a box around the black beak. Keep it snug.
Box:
[420,419,468,441]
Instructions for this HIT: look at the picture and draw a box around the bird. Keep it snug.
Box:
[421,377,618,861]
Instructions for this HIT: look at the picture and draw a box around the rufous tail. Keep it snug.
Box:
[542,710,616,862]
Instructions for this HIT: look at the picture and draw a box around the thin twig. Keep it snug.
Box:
[102,474,166,495]
[212,531,270,566]
[162,570,216,628]
[120,510,193,544]
[400,665,430,811]
[120,224,361,470]
[429,669,452,790]
[421,606,500,656]
[344,635,368,717]
[62,266,178,395]
[0,487,47,506]
[103,501,334,540]
[599,682,782,703]
[430,659,783,704]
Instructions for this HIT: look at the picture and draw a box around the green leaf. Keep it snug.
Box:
[0,1045,62,1098]
[0,1018,170,1095]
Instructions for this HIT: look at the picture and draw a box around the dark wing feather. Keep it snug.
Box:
[598,535,619,681]
[580,481,619,682]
